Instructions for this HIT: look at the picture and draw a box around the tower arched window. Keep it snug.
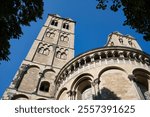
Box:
[56,51,61,58]
[51,20,58,26]
[40,81,50,92]
[128,40,132,46]
[38,47,44,54]
[46,32,55,38]
[110,42,114,46]
[43,48,50,55]
[46,31,51,37]
[61,53,67,60]
[119,38,123,44]
[63,23,69,30]
[60,35,69,42]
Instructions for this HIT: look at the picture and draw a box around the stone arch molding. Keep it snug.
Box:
[45,28,56,39]
[71,73,94,90]
[98,66,127,78]
[56,73,94,100]
[71,74,94,100]
[60,32,69,42]
[38,42,53,56]
[18,65,40,93]
[98,66,137,100]
[56,47,68,60]
[12,94,29,100]
[43,69,56,80]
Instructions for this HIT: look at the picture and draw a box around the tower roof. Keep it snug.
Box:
[48,14,76,23]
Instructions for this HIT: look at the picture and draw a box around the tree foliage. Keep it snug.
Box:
[96,0,150,41]
[0,0,43,61]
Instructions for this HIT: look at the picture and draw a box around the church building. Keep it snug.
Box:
[2,14,150,100]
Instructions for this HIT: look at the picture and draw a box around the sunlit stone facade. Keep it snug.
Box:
[2,15,150,100]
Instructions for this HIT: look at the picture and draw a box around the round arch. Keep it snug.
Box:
[71,73,94,91]
[70,73,94,100]
[12,94,29,100]
[133,68,150,76]
[98,66,127,79]
[43,69,56,74]
[36,98,47,100]
[132,68,150,100]
[28,65,40,69]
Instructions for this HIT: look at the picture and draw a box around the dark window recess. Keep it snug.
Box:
[40,81,50,92]
[128,41,132,46]
[51,20,58,26]
[63,23,69,30]
[119,38,123,44]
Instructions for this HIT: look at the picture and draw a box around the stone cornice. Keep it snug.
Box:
[55,46,150,87]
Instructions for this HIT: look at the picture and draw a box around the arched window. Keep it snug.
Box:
[40,81,50,92]
[56,51,61,58]
[94,54,100,61]
[38,47,44,54]
[86,56,91,63]
[72,75,93,100]
[51,20,58,26]
[75,62,79,69]
[101,52,106,59]
[119,38,123,44]
[46,32,55,38]
[63,23,69,30]
[107,51,113,58]
[81,85,92,100]
[60,35,69,42]
[60,35,64,41]
[64,36,69,42]
[61,53,67,60]
[50,33,55,38]
[113,51,119,58]
[128,40,132,46]
[80,59,85,66]
[43,48,50,55]
[46,31,51,37]
[133,69,150,100]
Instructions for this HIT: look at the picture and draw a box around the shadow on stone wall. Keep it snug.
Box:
[93,87,121,100]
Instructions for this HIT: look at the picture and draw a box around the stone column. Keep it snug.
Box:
[92,78,100,100]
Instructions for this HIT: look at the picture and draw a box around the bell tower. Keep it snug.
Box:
[2,14,75,100]
[106,31,142,50]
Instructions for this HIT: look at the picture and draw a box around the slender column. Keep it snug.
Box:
[92,78,100,100]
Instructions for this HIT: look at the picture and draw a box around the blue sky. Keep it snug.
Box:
[0,0,150,98]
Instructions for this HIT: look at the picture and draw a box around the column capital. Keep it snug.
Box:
[92,78,100,86]
[128,74,136,81]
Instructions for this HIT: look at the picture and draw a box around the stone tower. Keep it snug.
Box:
[106,31,142,50]
[2,14,75,100]
[2,15,150,100]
